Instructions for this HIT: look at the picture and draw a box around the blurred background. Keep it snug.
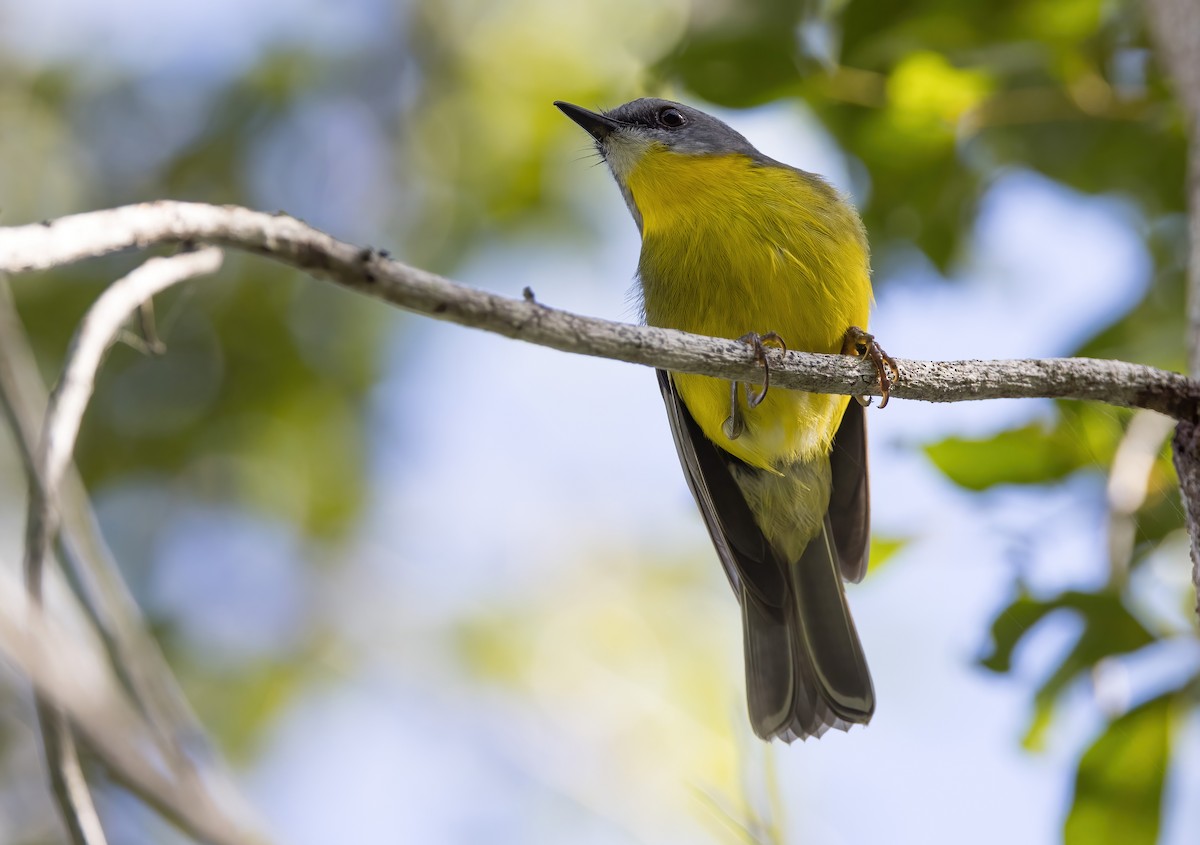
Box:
[0,0,1198,843]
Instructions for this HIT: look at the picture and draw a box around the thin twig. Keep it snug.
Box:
[0,280,106,845]
[24,249,222,597]
[0,276,269,844]
[1174,420,1200,617]
[1105,410,1177,587]
[0,564,270,845]
[11,248,271,845]
[0,202,1198,419]
[38,704,108,845]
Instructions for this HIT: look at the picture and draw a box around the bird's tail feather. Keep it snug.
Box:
[742,519,874,741]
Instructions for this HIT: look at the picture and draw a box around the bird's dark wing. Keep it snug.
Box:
[828,399,870,583]
[656,370,874,740]
[655,369,785,604]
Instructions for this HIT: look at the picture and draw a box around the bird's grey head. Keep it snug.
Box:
[555,97,766,229]
[555,98,761,175]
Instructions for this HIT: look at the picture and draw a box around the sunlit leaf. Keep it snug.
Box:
[925,421,1083,489]
[866,535,908,575]
[887,51,993,135]
[1064,695,1172,845]
[926,402,1129,491]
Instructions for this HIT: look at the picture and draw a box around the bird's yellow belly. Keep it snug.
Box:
[638,222,866,470]
[673,373,849,470]
[629,150,872,472]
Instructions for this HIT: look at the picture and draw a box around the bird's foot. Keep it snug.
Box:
[723,331,787,440]
[841,326,898,409]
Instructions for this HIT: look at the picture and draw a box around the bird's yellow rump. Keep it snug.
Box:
[557,97,883,741]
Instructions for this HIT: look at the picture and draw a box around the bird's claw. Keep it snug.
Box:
[841,326,898,409]
[724,331,787,440]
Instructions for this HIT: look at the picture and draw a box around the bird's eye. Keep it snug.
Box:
[658,108,687,128]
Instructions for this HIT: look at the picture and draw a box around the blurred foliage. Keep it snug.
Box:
[929,393,1192,837]
[181,657,310,764]
[655,0,1184,269]
[1064,695,1172,845]
[979,589,1157,749]
[0,0,1197,842]
[925,405,1127,490]
[647,0,1194,841]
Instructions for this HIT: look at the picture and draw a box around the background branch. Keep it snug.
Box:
[19,249,235,845]
[0,277,248,807]
[24,249,224,599]
[38,709,107,845]
[0,563,269,845]
[0,256,271,845]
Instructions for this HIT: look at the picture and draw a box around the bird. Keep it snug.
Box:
[555,97,893,741]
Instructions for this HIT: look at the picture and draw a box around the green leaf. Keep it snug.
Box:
[925,402,1129,491]
[978,590,1059,674]
[980,590,1153,677]
[184,658,308,761]
[1064,695,1172,845]
[651,0,830,107]
[979,589,1157,749]
[925,421,1083,490]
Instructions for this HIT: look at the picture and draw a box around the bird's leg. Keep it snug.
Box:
[841,326,898,409]
[724,331,787,440]
[723,381,744,440]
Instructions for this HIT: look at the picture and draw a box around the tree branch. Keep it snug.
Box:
[1,202,1198,420]
[0,278,235,797]
[38,701,108,845]
[1146,0,1200,612]
[0,192,1198,835]
[2,251,271,845]
[23,249,224,601]
[0,564,270,845]
[1173,420,1200,616]
[21,250,226,844]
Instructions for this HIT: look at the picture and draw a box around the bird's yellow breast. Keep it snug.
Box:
[627,148,872,471]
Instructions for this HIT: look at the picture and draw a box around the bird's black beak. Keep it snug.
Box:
[554,101,620,141]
